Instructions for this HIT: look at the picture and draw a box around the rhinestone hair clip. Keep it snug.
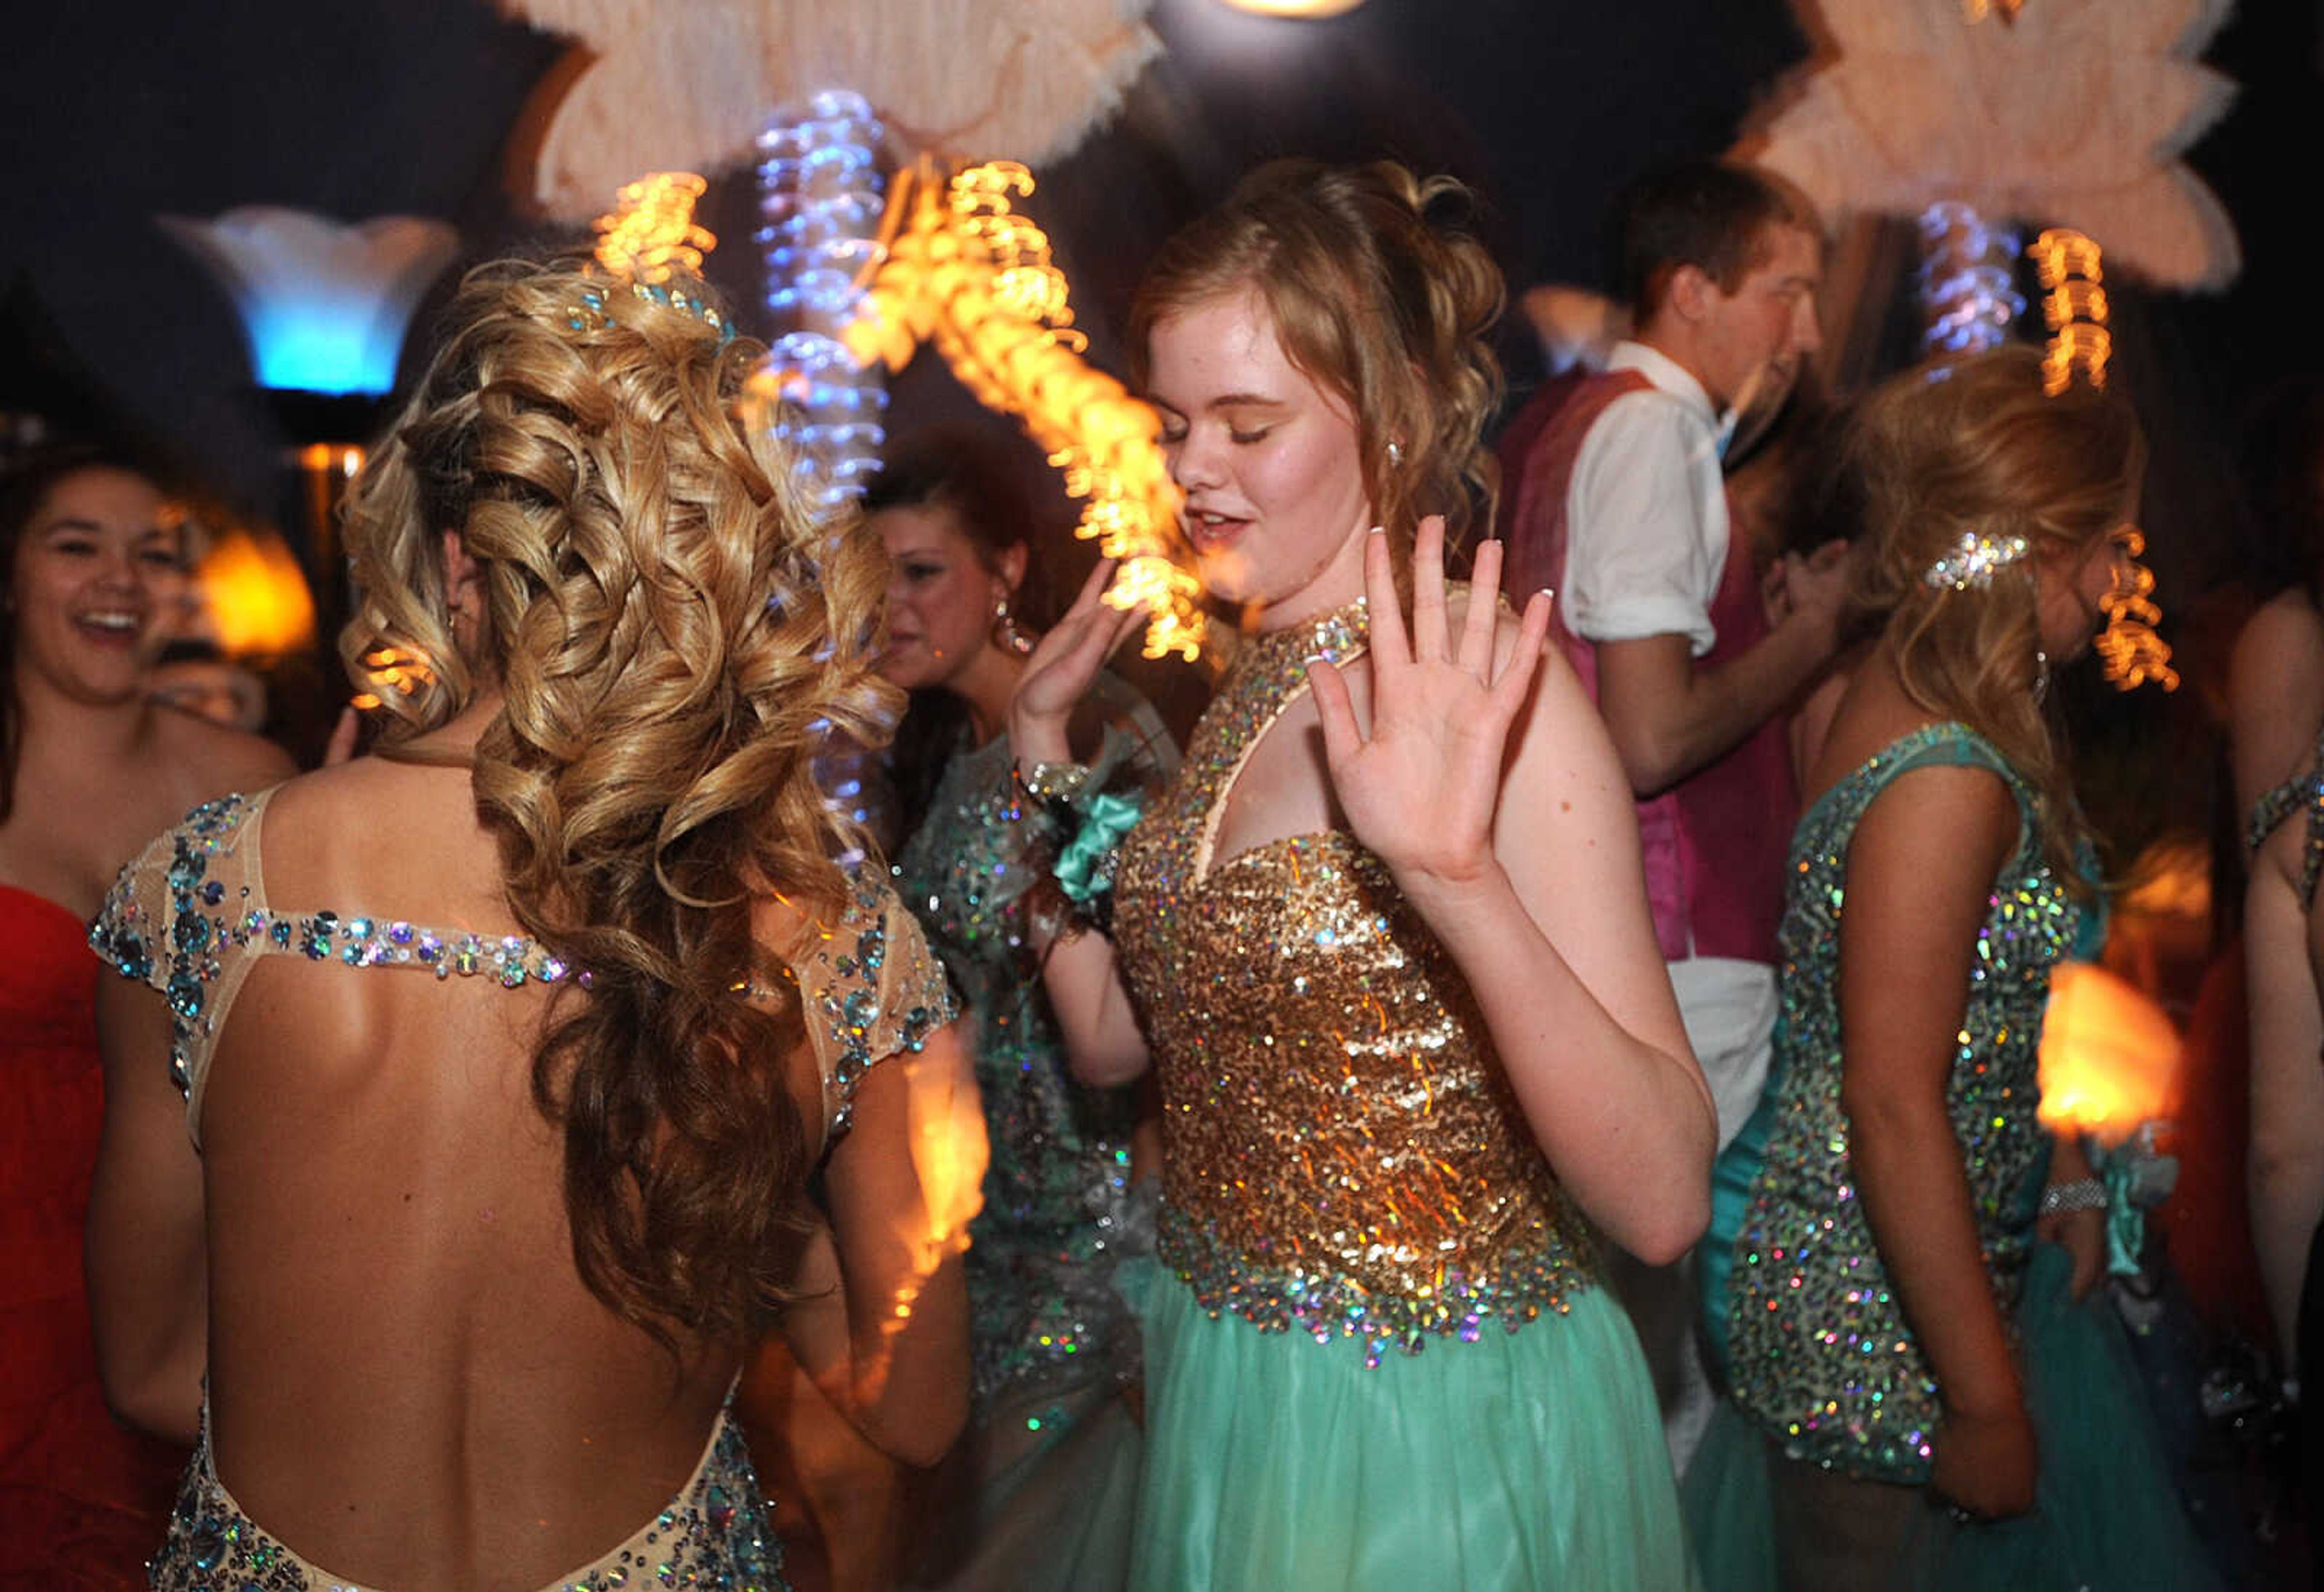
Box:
[1923,531,2030,591]
[566,276,737,345]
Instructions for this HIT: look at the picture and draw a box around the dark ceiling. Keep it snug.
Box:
[0,0,2314,548]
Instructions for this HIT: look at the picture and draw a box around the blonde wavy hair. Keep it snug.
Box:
[1128,160,1505,569]
[1845,344,2144,889]
[340,254,899,1344]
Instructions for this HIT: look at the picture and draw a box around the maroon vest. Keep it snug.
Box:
[1500,369,1793,966]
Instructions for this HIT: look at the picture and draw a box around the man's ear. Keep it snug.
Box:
[1666,261,1716,324]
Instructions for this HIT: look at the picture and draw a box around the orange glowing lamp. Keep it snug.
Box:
[195,525,318,657]
[2037,960,2184,1144]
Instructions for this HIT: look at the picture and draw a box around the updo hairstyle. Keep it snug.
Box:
[1843,344,2144,885]
[340,254,899,1343]
[1128,159,1506,563]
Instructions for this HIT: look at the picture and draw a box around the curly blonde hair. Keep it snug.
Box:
[1845,344,2144,889]
[340,254,899,1343]
[1128,160,1505,566]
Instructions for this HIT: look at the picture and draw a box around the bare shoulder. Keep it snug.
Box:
[1856,753,2019,870]
[2230,590,2324,806]
[151,702,297,798]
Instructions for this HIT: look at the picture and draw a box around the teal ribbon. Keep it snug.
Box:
[1055,791,1145,907]
[2100,1151,2144,1279]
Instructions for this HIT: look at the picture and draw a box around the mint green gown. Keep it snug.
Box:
[1108,600,1695,1591]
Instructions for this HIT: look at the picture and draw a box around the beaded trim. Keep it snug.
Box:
[566,275,737,345]
[2246,739,2324,909]
[1157,1203,1590,1370]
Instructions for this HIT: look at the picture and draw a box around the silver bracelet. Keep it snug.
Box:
[1019,760,1093,803]
[2038,1177,2106,1217]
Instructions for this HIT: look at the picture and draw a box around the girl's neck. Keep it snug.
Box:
[13,671,151,766]
[947,644,1028,747]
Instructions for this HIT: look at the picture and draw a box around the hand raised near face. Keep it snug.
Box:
[1006,558,1149,765]
[1305,517,1554,895]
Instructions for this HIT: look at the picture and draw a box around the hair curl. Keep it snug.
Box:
[340,254,900,1344]
[1127,159,1505,567]
[1843,345,2144,890]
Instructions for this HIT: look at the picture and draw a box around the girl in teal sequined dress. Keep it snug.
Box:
[1008,162,1715,1591]
[1692,346,2216,1590]
[867,432,1175,1590]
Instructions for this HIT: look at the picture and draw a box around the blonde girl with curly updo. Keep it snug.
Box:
[1013,160,1712,1589]
[1695,344,2217,1590]
[85,255,985,1591]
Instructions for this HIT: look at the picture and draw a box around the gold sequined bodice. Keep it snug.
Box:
[1112,598,1598,1361]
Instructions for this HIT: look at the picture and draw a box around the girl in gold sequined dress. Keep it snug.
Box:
[1007,162,1716,1590]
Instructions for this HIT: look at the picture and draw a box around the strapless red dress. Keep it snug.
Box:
[1,884,186,1586]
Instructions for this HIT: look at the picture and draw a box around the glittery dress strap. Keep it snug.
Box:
[791,881,959,1146]
[88,788,584,1146]
[1190,609,1367,883]
[2247,729,2324,908]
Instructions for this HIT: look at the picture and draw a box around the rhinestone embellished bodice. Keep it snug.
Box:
[1111,597,1600,1364]
[891,674,1174,1405]
[1718,722,2084,1482]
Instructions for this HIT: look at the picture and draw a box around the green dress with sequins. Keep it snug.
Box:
[890,673,1173,1590]
[1691,722,2218,1590]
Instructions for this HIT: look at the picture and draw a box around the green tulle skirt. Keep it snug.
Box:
[1125,1266,1698,1591]
[1684,1241,2222,1591]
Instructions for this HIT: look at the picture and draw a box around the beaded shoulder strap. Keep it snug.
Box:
[2247,734,2324,909]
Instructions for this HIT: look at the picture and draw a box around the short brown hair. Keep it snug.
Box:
[1615,160,1820,320]
[1129,160,1505,558]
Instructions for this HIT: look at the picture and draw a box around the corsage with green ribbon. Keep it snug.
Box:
[1054,790,1144,930]
[1011,761,1149,938]
[2044,1123,2177,1280]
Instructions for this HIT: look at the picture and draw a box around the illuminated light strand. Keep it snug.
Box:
[755,91,890,521]
[1963,0,2025,21]
[2030,226,2112,394]
[1917,202,2024,354]
[2093,527,2180,693]
[593,173,715,283]
[349,644,437,712]
[845,162,1205,662]
[2024,228,2167,691]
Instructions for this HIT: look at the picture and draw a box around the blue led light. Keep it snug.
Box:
[1917,202,2024,355]
[757,91,889,518]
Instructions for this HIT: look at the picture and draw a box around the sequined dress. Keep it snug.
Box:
[1107,599,1693,1591]
[1690,723,2217,1590]
[88,788,956,1592]
[891,673,1172,1590]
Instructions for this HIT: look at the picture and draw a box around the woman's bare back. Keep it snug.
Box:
[188,755,820,1588]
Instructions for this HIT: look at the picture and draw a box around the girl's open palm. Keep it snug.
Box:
[1009,558,1149,752]
[1307,518,1554,890]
